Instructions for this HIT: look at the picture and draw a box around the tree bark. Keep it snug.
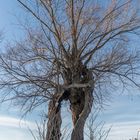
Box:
[70,88,93,140]
[46,96,62,140]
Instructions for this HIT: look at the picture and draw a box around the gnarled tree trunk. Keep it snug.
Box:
[70,88,93,140]
[68,65,94,140]
[46,95,62,140]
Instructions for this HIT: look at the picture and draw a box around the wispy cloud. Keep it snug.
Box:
[0,115,35,140]
[99,94,140,140]
[105,120,140,140]
[0,116,35,129]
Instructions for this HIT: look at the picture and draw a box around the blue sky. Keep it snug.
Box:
[100,94,140,140]
[0,0,18,38]
[0,1,140,140]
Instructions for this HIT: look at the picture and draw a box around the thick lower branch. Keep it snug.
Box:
[46,97,62,140]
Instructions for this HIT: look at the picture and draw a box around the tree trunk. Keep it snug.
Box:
[46,96,62,140]
[70,88,93,140]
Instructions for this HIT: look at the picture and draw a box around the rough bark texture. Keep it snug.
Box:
[46,95,62,140]
[45,59,93,140]
[69,89,85,125]
[68,65,94,140]
[70,88,93,140]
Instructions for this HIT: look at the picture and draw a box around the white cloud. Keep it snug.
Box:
[106,121,140,140]
[0,116,140,140]
[0,127,34,140]
[0,116,35,129]
[0,116,36,140]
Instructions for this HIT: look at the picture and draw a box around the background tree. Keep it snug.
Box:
[85,110,112,140]
[0,0,140,140]
[29,109,111,140]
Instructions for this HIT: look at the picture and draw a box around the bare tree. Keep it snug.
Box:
[0,0,140,140]
[30,109,111,140]
[85,110,112,140]
[29,114,71,140]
